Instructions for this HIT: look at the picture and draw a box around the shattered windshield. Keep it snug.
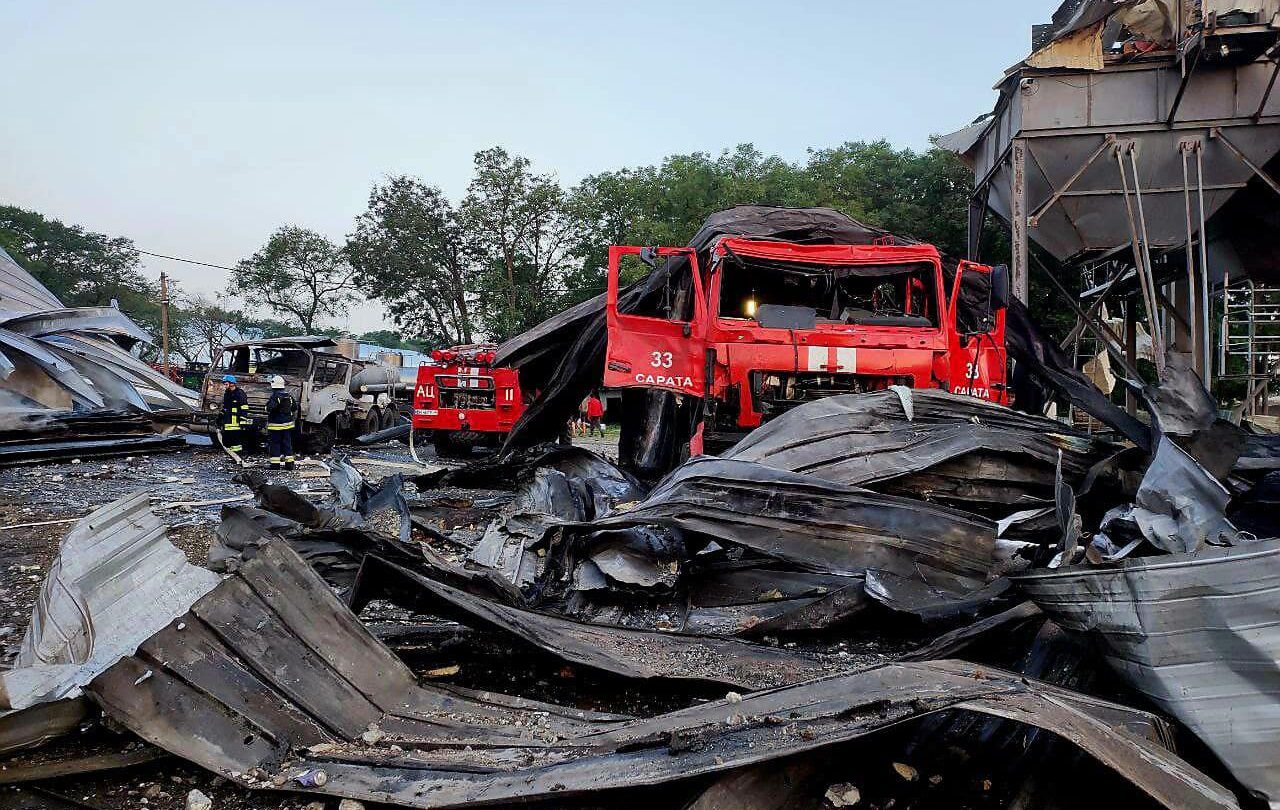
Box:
[718,259,939,328]
[214,346,311,376]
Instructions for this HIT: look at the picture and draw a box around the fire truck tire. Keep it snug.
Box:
[380,405,399,431]
[304,420,336,455]
[433,431,477,458]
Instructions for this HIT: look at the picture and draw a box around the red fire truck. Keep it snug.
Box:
[411,345,526,456]
[604,238,1009,453]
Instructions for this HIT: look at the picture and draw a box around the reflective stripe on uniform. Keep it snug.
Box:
[267,421,295,431]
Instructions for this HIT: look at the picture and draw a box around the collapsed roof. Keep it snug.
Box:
[0,247,196,463]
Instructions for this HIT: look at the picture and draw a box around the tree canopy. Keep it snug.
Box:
[0,205,161,332]
[346,176,474,347]
[346,140,990,344]
[231,226,360,333]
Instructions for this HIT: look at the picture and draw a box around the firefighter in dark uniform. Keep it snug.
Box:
[265,375,297,470]
[220,374,249,454]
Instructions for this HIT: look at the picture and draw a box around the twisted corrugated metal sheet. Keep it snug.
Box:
[1017,539,1280,806]
[0,246,197,417]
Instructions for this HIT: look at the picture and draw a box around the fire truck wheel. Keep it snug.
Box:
[433,431,476,458]
[380,405,399,431]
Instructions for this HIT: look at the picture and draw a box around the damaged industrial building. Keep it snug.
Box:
[5,2,1280,809]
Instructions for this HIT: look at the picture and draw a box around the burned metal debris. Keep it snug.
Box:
[0,492,218,754]
[81,540,1240,810]
[0,248,196,465]
[1018,540,1280,807]
[725,388,1120,512]
[2,359,1276,809]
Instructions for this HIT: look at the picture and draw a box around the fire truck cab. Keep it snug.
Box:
[604,238,1009,451]
[412,345,525,456]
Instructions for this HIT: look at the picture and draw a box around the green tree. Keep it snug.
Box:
[0,205,159,326]
[235,315,301,341]
[346,176,474,346]
[357,329,405,349]
[230,226,359,333]
[169,293,244,363]
[805,139,971,257]
[460,147,577,341]
[560,141,981,308]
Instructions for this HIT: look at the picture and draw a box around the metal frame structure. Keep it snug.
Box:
[952,17,1280,415]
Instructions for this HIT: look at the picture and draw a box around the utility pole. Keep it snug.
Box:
[160,272,170,377]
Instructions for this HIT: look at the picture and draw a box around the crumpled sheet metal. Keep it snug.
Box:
[41,333,198,411]
[0,259,197,418]
[573,457,996,580]
[1132,437,1240,553]
[87,541,1239,810]
[1017,538,1280,807]
[0,247,61,314]
[1,307,153,345]
[357,555,838,689]
[0,492,219,752]
[725,389,1114,496]
[13,492,219,683]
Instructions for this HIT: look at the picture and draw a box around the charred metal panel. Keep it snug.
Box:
[358,555,841,690]
[575,457,996,580]
[0,493,218,753]
[86,540,1239,810]
[1018,538,1280,805]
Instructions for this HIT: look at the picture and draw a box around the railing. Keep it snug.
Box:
[1221,281,1280,415]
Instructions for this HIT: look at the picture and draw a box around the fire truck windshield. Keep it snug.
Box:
[718,259,938,328]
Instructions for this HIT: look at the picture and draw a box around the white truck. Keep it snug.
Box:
[198,336,402,453]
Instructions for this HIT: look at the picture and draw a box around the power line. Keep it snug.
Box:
[137,249,236,272]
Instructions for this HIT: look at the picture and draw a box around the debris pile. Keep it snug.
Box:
[3,353,1278,808]
[0,247,195,466]
[4,208,1280,808]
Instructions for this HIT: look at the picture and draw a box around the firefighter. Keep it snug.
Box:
[219,374,249,454]
[265,375,297,471]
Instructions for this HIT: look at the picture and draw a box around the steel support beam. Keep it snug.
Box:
[1031,253,1142,381]
[1116,142,1167,375]
[1213,127,1280,198]
[1011,139,1030,303]
[1028,135,1115,229]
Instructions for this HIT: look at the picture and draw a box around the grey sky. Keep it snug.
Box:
[1,1,1046,334]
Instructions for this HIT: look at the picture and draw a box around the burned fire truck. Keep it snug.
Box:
[605,239,1009,452]
[412,345,526,456]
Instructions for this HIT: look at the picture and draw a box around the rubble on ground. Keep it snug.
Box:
[1,344,1277,809]
[4,211,1280,809]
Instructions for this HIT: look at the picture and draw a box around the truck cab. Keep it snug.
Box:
[604,239,1009,451]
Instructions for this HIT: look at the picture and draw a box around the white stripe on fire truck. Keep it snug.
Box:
[805,346,857,373]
